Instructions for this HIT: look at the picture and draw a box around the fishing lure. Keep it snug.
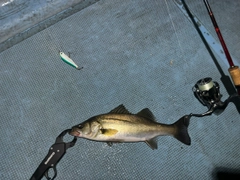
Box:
[59,52,83,70]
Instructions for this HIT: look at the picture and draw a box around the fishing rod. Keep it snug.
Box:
[203,0,240,95]
[178,0,240,116]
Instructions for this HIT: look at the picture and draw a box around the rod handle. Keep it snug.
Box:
[228,66,240,87]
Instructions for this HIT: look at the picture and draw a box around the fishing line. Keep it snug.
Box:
[164,0,184,56]
[44,23,63,53]
[162,0,189,84]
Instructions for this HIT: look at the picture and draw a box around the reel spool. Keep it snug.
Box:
[193,77,222,110]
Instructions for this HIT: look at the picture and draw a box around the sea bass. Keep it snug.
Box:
[69,105,191,149]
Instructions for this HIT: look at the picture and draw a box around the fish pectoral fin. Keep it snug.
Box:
[101,129,118,136]
[145,138,158,150]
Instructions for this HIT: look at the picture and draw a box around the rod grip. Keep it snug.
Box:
[228,66,240,86]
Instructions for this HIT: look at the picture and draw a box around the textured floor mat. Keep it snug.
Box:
[0,0,239,179]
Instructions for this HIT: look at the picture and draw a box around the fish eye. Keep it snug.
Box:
[78,124,83,129]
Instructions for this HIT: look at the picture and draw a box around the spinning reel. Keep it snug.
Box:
[191,77,239,117]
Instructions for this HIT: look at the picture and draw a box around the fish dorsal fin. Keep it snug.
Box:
[108,104,131,114]
[137,108,156,122]
[145,138,158,150]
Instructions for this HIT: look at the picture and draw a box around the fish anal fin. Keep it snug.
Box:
[101,129,118,136]
[145,138,158,150]
[109,104,131,114]
[137,108,156,122]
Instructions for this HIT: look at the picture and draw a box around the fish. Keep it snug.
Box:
[69,104,191,149]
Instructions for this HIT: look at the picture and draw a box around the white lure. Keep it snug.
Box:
[59,52,82,70]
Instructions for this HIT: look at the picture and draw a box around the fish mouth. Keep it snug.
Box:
[69,128,81,137]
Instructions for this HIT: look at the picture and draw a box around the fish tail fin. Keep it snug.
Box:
[172,115,191,145]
